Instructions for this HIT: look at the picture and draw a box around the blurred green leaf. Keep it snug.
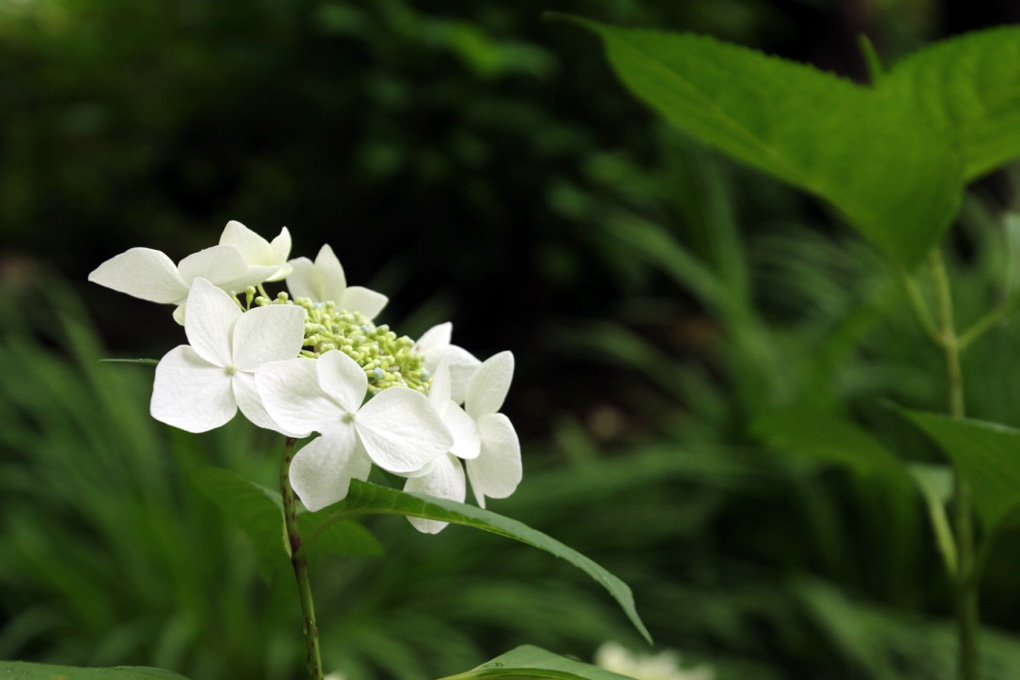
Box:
[754,407,907,479]
[316,479,652,644]
[0,661,192,679]
[298,510,383,561]
[97,358,159,366]
[553,15,963,267]
[901,410,1020,533]
[191,467,382,580]
[440,644,632,679]
[190,467,287,581]
[883,26,1020,180]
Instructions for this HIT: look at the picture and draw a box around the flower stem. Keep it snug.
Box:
[281,437,324,680]
[929,250,980,680]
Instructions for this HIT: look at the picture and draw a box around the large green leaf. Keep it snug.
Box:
[0,661,192,679]
[314,479,652,644]
[553,15,963,268]
[190,466,382,581]
[883,26,1020,180]
[439,645,632,679]
[902,410,1020,533]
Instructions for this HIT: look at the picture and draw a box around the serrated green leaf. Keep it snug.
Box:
[552,15,963,268]
[0,661,192,679]
[901,410,1020,533]
[754,407,907,479]
[439,645,633,679]
[883,26,1020,180]
[190,466,287,581]
[322,480,652,644]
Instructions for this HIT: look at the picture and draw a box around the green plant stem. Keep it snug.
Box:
[958,298,1019,351]
[930,250,980,680]
[281,437,324,680]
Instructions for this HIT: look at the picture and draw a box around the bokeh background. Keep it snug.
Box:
[4,0,1020,678]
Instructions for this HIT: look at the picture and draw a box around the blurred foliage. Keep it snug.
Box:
[5,1,1020,679]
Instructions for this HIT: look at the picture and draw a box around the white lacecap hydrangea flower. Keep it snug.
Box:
[594,642,715,680]
[91,223,523,531]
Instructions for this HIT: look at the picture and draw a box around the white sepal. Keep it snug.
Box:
[356,387,452,474]
[289,428,371,512]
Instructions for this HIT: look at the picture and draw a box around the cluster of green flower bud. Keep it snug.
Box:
[248,288,429,395]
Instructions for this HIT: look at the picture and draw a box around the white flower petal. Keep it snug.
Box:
[403,453,466,534]
[313,244,347,304]
[268,227,293,281]
[219,220,274,265]
[232,371,301,436]
[316,350,368,413]
[443,403,481,461]
[88,247,189,304]
[289,427,369,511]
[184,279,241,367]
[257,358,341,436]
[433,345,482,406]
[355,387,452,473]
[172,303,187,325]
[177,245,251,286]
[416,323,452,353]
[285,257,316,300]
[467,413,521,507]
[231,304,306,370]
[150,345,236,433]
[428,361,452,411]
[340,286,388,320]
[465,351,514,418]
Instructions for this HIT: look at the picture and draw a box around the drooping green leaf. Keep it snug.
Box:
[439,645,633,679]
[883,26,1020,180]
[190,466,287,580]
[908,463,958,576]
[321,479,652,644]
[551,15,963,268]
[190,467,382,580]
[0,661,192,679]
[754,407,907,479]
[901,410,1020,533]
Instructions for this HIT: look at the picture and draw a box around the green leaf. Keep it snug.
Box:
[883,26,1020,180]
[754,407,907,479]
[901,410,1020,533]
[0,661,192,679]
[439,645,633,679]
[298,510,383,560]
[325,479,653,644]
[190,467,287,581]
[551,15,963,268]
[191,467,382,579]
